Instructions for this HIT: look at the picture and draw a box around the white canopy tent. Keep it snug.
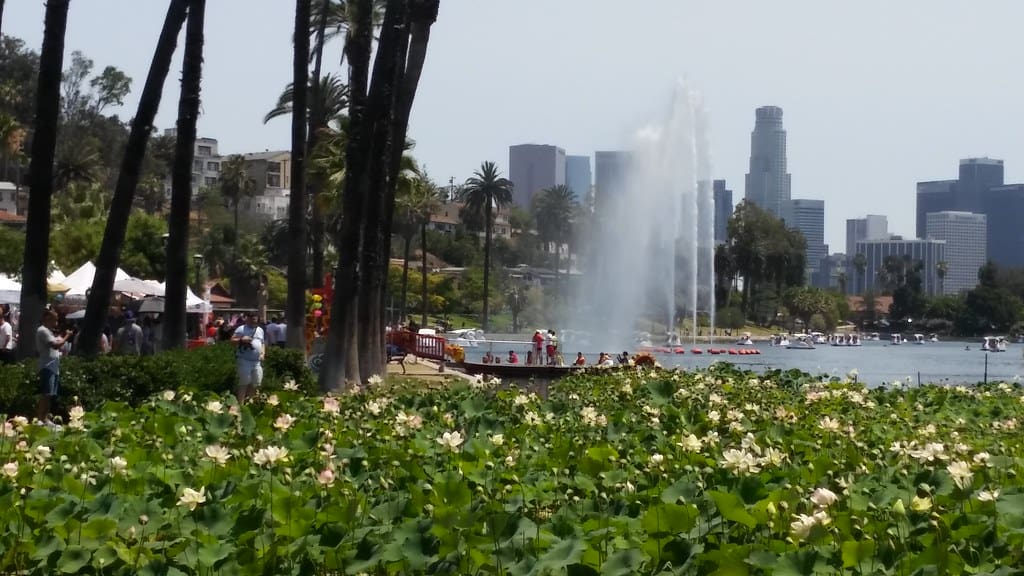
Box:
[60,262,131,298]
[0,275,21,304]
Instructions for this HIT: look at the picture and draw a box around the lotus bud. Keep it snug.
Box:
[766,502,777,517]
[892,499,906,516]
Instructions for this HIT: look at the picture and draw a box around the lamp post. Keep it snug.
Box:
[192,253,204,294]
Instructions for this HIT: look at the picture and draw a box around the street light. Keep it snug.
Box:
[192,254,204,293]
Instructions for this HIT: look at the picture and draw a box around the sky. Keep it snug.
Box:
[8,0,1024,251]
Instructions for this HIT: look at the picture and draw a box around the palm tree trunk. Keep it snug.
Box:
[0,0,6,37]
[309,0,331,288]
[398,232,411,323]
[286,0,310,351]
[233,201,240,250]
[320,0,373,391]
[483,200,492,331]
[17,0,68,361]
[162,0,205,352]
[77,0,189,357]
[420,221,428,328]
[355,0,408,381]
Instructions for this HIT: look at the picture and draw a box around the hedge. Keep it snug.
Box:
[0,344,315,417]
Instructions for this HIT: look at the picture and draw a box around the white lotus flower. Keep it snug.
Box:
[650,453,665,467]
[178,486,207,511]
[977,489,1000,502]
[10,416,27,429]
[273,414,296,431]
[910,495,932,511]
[253,446,290,467]
[946,460,974,490]
[266,394,279,407]
[720,448,761,475]
[436,431,465,452]
[366,400,383,416]
[489,434,505,446]
[818,416,841,433]
[204,400,223,414]
[109,456,128,476]
[973,452,991,466]
[2,462,17,479]
[790,513,817,540]
[162,390,175,401]
[677,433,702,452]
[367,374,384,386]
[204,445,232,466]
[283,379,299,391]
[809,487,838,508]
[68,406,85,422]
[33,445,52,462]
[322,396,340,415]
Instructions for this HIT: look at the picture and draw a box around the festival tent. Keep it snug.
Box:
[151,282,211,312]
[112,277,164,297]
[0,275,21,304]
[61,262,130,298]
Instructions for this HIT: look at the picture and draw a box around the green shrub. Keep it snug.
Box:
[0,344,316,417]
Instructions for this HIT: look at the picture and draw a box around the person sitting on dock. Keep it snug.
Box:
[617,351,630,365]
[574,352,586,366]
[507,350,519,364]
[482,351,494,364]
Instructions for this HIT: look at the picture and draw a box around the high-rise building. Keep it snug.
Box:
[712,180,733,244]
[981,184,1024,267]
[957,157,1004,210]
[594,151,632,212]
[161,130,222,197]
[509,144,566,210]
[789,199,826,281]
[564,155,592,201]
[854,237,946,296]
[744,106,792,222]
[915,180,956,239]
[925,211,987,295]
[845,215,888,293]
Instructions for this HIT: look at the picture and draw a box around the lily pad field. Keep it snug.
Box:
[2,365,1024,574]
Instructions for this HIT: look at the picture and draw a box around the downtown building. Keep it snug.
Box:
[924,211,986,295]
[854,237,946,297]
[564,155,592,202]
[844,215,889,293]
[509,144,566,210]
[788,199,827,284]
[744,106,792,223]
[593,150,632,213]
[713,180,732,244]
[916,158,1024,267]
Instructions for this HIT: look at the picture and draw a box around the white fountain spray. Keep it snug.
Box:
[572,81,716,353]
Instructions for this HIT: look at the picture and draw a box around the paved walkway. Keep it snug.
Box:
[386,355,476,384]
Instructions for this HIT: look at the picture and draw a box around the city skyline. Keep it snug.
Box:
[9,1,1024,251]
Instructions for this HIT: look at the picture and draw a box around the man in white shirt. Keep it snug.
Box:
[0,313,14,364]
[231,312,265,403]
[36,311,69,422]
[264,317,279,347]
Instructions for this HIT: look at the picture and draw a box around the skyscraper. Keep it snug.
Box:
[594,151,632,212]
[957,158,1004,210]
[509,144,566,210]
[982,184,1024,267]
[925,211,986,295]
[744,106,792,223]
[855,237,946,296]
[845,215,888,293]
[789,199,826,282]
[564,155,592,201]
[712,180,732,244]
[915,180,956,239]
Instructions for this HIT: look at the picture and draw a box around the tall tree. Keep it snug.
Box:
[0,0,6,37]
[319,0,440,389]
[17,0,70,360]
[286,0,310,350]
[461,161,513,330]
[218,154,256,247]
[77,0,189,356]
[852,252,867,295]
[532,184,577,299]
[308,0,332,287]
[163,0,206,351]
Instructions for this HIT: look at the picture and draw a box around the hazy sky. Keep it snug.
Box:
[8,0,1024,250]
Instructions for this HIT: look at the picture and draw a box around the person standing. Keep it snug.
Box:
[231,312,265,403]
[264,317,279,347]
[275,318,287,348]
[532,330,544,366]
[0,313,14,364]
[36,311,68,423]
[114,312,144,356]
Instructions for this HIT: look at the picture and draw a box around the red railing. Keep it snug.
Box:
[387,331,447,362]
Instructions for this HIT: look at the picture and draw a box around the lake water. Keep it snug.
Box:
[473,336,1023,386]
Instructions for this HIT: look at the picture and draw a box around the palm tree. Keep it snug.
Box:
[286,0,310,350]
[77,0,190,356]
[18,0,69,360]
[532,184,578,298]
[936,260,948,296]
[264,74,349,127]
[461,161,513,330]
[396,172,441,328]
[163,0,206,351]
[218,154,256,248]
[852,252,867,295]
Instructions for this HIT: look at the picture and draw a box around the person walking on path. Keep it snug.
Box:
[231,312,265,404]
[0,313,14,364]
[36,310,69,423]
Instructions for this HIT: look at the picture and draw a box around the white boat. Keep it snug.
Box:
[928,333,939,343]
[830,334,862,347]
[665,332,682,346]
[770,334,790,347]
[913,334,926,345]
[890,334,905,345]
[810,332,828,345]
[446,328,486,348]
[787,335,815,350]
[865,332,880,341]
[982,336,1008,352]
[735,332,753,346]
